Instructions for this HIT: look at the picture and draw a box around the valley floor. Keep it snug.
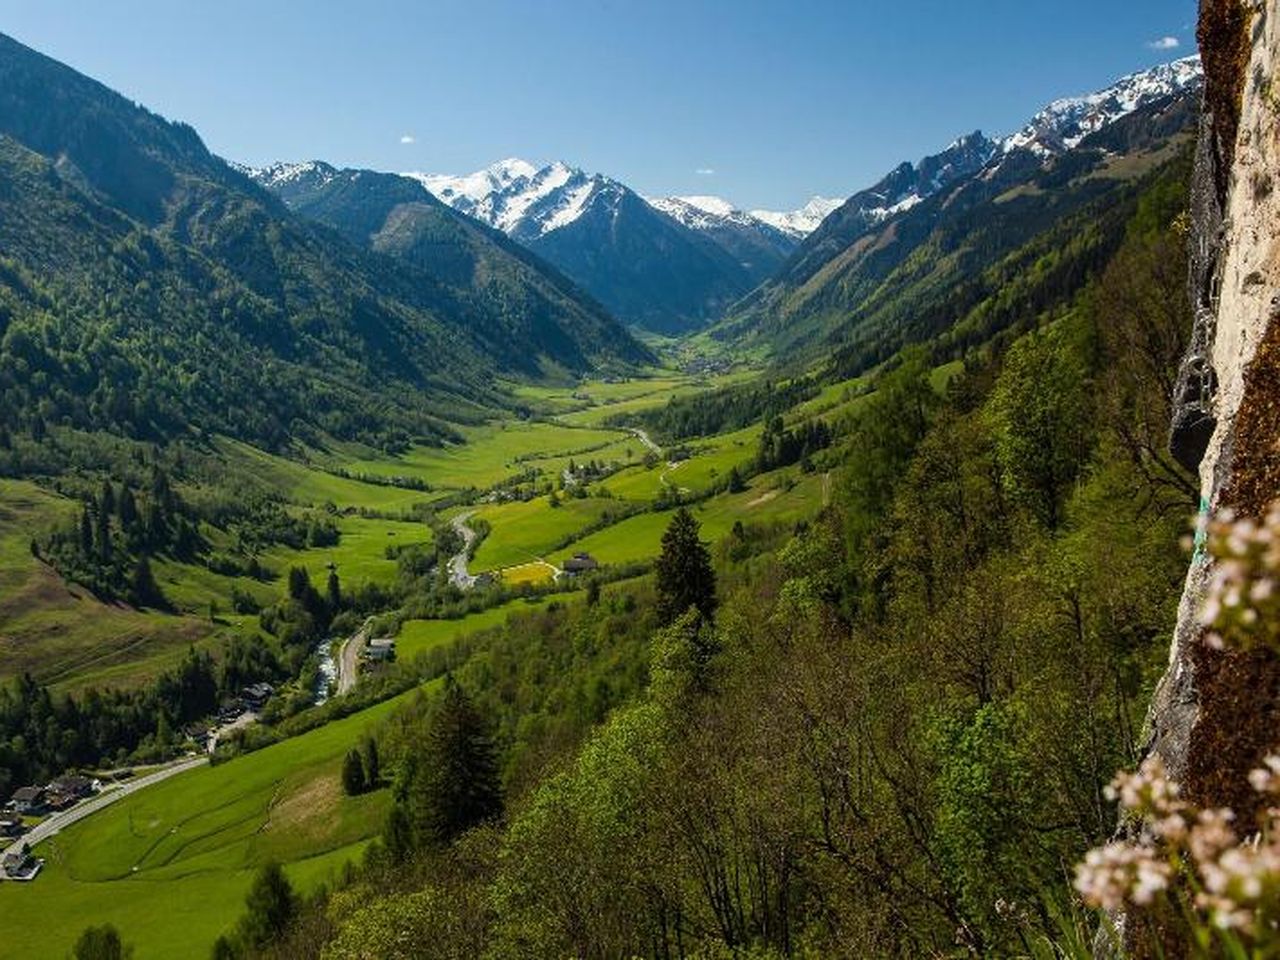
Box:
[0,365,851,957]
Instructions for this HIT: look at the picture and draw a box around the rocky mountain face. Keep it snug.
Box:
[646,195,801,285]
[1145,0,1279,858]
[712,57,1205,369]
[411,160,821,335]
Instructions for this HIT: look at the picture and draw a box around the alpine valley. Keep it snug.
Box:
[1,6,1277,960]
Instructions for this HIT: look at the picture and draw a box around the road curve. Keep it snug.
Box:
[3,755,207,858]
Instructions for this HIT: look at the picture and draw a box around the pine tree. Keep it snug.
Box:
[129,554,165,609]
[403,677,502,848]
[72,924,129,960]
[326,567,341,612]
[117,486,138,530]
[342,749,366,796]
[361,736,380,787]
[655,507,717,625]
[79,506,94,557]
[100,480,116,516]
[234,862,296,950]
[95,500,112,562]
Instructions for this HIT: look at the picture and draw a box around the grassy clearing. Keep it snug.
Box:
[550,470,825,567]
[217,439,438,514]
[260,516,433,593]
[0,479,215,694]
[340,421,626,491]
[396,596,554,661]
[0,680,438,959]
[470,497,621,571]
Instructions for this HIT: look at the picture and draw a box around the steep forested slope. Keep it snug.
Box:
[0,32,645,451]
[247,162,652,371]
[714,88,1199,374]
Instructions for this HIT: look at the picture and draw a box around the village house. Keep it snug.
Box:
[43,774,96,811]
[365,637,396,662]
[562,552,599,576]
[2,847,42,881]
[6,786,45,816]
[0,819,24,839]
[241,682,275,711]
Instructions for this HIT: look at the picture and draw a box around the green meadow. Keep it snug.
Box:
[0,680,435,959]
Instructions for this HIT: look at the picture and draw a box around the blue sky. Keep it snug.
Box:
[0,0,1196,209]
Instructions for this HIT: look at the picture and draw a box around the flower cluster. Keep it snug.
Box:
[1200,502,1280,651]
[1075,754,1280,944]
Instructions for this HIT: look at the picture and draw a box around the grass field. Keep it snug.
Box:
[0,680,437,959]
[396,595,554,661]
[260,515,433,593]
[549,470,826,567]
[0,479,216,694]
[340,421,627,491]
[469,496,623,571]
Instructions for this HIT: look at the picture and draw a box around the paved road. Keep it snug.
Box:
[448,512,478,590]
[628,427,661,457]
[2,755,207,859]
[335,617,374,696]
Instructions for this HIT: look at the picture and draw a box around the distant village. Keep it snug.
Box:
[1,679,279,884]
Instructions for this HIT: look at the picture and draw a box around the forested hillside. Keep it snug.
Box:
[214,145,1199,960]
[713,83,1199,377]
[0,31,647,453]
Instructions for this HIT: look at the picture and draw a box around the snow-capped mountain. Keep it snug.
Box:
[410,159,763,334]
[749,197,845,239]
[1001,55,1202,155]
[716,55,1204,360]
[408,160,617,241]
[239,159,652,371]
[789,55,1204,269]
[645,195,803,282]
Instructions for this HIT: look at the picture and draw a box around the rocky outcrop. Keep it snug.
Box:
[1150,0,1280,854]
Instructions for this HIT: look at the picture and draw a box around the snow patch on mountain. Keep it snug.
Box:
[748,197,844,237]
[1000,55,1202,155]
[239,160,337,189]
[409,158,627,238]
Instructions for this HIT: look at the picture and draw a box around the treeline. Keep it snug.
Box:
[754,414,833,473]
[624,377,820,441]
[35,461,339,608]
[0,641,277,800]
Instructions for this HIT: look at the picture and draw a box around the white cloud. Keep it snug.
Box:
[695,167,715,175]
[1147,36,1180,50]
[400,134,416,144]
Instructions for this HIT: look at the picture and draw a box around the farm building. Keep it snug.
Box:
[562,552,599,576]
[6,787,45,815]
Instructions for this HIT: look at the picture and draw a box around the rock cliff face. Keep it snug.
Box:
[1149,0,1280,853]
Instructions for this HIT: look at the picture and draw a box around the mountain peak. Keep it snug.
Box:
[747,197,844,238]
[1000,54,1202,155]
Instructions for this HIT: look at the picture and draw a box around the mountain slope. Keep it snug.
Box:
[646,195,801,285]
[412,160,763,335]
[0,32,647,451]
[244,161,651,372]
[714,57,1203,368]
